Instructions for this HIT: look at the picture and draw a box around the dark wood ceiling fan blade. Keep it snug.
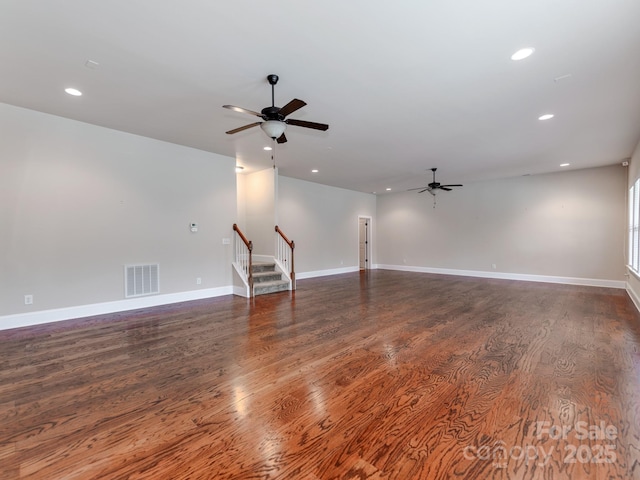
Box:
[276,133,287,144]
[439,187,452,191]
[225,122,261,134]
[279,99,307,117]
[286,119,329,131]
[441,184,463,187]
[223,105,263,117]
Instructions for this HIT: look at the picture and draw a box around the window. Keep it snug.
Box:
[629,179,640,274]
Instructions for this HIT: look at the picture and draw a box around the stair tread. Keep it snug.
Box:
[253,270,280,276]
[252,262,277,273]
[255,279,288,286]
[253,271,282,281]
[254,278,290,296]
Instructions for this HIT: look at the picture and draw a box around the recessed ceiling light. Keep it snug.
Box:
[554,74,572,83]
[386,188,392,191]
[84,60,100,70]
[511,47,535,61]
[64,87,82,96]
[311,169,319,173]
[538,114,554,121]
[263,146,272,151]
[235,166,244,173]
[560,163,570,167]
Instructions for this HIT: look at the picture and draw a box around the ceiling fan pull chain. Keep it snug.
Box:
[272,138,277,169]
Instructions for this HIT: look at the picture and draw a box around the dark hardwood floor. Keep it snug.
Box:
[1,270,640,479]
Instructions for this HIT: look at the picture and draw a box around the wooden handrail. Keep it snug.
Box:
[233,224,252,251]
[275,225,295,290]
[275,225,294,249]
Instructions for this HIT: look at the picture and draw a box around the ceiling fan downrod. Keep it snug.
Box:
[267,74,278,108]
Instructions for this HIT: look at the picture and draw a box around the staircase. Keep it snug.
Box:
[232,224,294,298]
[252,262,290,296]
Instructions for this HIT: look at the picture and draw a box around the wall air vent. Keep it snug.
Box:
[125,264,160,298]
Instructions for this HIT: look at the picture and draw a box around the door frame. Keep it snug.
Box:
[358,216,372,270]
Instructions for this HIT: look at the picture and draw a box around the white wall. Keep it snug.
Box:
[377,165,626,284]
[0,103,237,324]
[244,168,276,256]
[277,176,376,276]
[236,171,247,230]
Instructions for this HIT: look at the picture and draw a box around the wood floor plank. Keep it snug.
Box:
[1,270,639,479]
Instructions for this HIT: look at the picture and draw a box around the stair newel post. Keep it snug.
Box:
[248,240,253,297]
[290,240,295,290]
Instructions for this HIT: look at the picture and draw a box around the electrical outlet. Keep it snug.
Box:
[491,263,497,270]
[24,294,33,305]
[196,277,202,285]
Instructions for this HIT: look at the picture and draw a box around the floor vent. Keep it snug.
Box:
[125,264,160,298]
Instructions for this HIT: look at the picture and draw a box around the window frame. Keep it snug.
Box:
[628,178,640,275]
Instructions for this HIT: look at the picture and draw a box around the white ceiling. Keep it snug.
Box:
[2,0,640,193]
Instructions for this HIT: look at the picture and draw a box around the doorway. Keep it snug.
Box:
[358,216,372,270]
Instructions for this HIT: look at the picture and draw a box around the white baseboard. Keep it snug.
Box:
[233,285,250,298]
[376,264,626,289]
[297,265,360,280]
[0,286,233,331]
[4,266,626,332]
[626,282,640,313]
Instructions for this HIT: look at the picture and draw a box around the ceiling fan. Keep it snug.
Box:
[223,74,329,144]
[408,168,463,196]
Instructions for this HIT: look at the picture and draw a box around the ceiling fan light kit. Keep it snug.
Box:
[223,74,329,143]
[260,120,287,139]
